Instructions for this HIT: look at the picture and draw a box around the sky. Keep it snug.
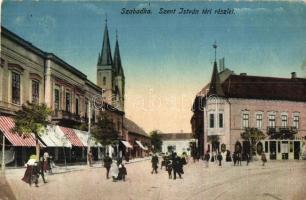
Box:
[2,1,306,133]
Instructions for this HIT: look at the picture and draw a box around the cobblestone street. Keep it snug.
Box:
[3,159,306,200]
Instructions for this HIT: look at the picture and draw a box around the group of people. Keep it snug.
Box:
[203,150,267,167]
[151,152,187,180]
[103,153,127,182]
[22,151,53,187]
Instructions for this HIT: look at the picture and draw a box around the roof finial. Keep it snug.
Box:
[116,29,118,40]
[213,40,218,62]
[105,14,108,24]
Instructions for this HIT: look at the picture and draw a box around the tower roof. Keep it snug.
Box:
[208,61,225,97]
[98,22,112,66]
[113,32,123,76]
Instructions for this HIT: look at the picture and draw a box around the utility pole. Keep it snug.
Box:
[1,134,5,173]
[87,101,91,166]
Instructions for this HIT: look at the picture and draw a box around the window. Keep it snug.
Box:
[293,116,299,129]
[65,92,71,112]
[256,114,263,129]
[75,98,79,115]
[268,114,276,128]
[209,113,214,128]
[54,88,60,110]
[219,113,223,128]
[31,80,39,103]
[12,72,20,104]
[265,141,268,153]
[103,77,106,85]
[242,113,249,128]
[281,115,287,127]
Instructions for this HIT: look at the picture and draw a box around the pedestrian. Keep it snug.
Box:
[118,162,127,181]
[211,151,215,162]
[166,158,173,179]
[37,157,47,184]
[103,153,112,179]
[237,152,242,166]
[261,153,267,166]
[204,151,210,168]
[22,155,38,187]
[245,152,250,166]
[233,152,237,166]
[87,150,93,167]
[110,160,119,181]
[151,154,159,174]
[217,152,223,166]
[161,155,166,170]
[42,151,50,173]
[172,153,182,179]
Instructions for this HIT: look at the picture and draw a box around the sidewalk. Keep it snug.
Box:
[4,156,151,177]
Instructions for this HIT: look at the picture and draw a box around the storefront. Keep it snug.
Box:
[256,139,306,160]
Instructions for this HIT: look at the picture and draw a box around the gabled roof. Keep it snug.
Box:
[222,74,306,102]
[123,117,148,137]
[98,23,113,66]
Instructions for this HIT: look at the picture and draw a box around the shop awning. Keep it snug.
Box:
[121,140,133,148]
[59,126,84,147]
[73,129,102,147]
[136,140,148,150]
[0,116,40,147]
[39,125,72,148]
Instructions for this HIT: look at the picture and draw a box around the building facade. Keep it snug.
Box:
[159,133,194,156]
[192,58,306,160]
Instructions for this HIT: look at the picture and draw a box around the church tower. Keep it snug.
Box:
[113,31,125,111]
[97,19,113,105]
[97,18,125,111]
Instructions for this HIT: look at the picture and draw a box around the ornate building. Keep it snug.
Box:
[97,20,125,111]
[191,44,306,160]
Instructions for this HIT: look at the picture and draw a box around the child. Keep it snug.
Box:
[118,162,127,181]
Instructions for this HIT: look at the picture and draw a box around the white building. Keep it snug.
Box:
[159,133,194,156]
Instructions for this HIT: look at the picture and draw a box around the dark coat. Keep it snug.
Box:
[104,156,112,168]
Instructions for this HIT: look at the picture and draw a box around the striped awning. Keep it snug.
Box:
[39,125,72,148]
[0,116,38,147]
[59,126,84,147]
[136,140,148,150]
[73,129,102,147]
[121,140,133,149]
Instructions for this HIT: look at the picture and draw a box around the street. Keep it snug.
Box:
[4,159,306,200]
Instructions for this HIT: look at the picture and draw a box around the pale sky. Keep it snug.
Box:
[2,1,306,133]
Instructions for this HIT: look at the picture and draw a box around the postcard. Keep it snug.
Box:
[1,1,306,200]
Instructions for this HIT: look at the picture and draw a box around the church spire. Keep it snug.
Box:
[98,17,112,66]
[209,42,224,97]
[113,30,123,76]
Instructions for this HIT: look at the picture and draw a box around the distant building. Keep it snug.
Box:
[159,133,194,156]
[192,56,306,160]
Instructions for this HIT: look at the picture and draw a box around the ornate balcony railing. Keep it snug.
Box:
[52,110,83,122]
[267,126,298,139]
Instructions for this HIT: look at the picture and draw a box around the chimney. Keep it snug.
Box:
[240,73,247,76]
[291,72,296,79]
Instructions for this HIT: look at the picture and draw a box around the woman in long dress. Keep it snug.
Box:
[110,160,119,181]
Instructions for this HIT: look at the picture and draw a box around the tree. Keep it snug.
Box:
[13,102,52,161]
[91,112,119,146]
[150,130,162,153]
[241,127,265,160]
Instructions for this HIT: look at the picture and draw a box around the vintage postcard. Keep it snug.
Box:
[0,1,306,200]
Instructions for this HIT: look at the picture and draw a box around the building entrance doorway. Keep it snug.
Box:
[269,141,277,160]
[294,141,300,160]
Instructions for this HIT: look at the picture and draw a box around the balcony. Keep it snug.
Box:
[267,126,298,139]
[52,110,82,123]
